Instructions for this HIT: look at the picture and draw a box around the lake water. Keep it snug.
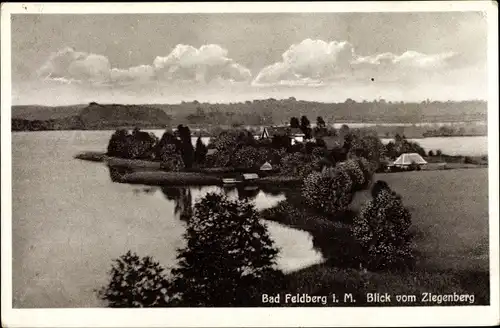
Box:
[11,131,323,308]
[380,136,488,156]
[10,130,488,308]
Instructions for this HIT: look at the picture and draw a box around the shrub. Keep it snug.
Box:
[352,187,414,271]
[279,152,316,179]
[97,251,170,307]
[335,158,372,192]
[302,167,354,215]
[371,180,390,198]
[167,193,284,306]
[231,146,262,169]
[158,144,184,171]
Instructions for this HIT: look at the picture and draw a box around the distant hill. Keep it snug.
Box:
[12,102,172,131]
[11,98,487,131]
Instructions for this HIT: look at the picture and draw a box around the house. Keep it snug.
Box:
[260,161,273,171]
[260,127,306,144]
[392,153,428,168]
[207,149,218,156]
[242,173,259,181]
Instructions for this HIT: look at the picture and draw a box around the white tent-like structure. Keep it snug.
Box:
[393,153,428,167]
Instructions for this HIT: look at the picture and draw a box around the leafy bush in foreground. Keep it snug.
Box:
[97,251,170,307]
[167,192,284,306]
[352,186,414,271]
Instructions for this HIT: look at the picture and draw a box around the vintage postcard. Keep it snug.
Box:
[1,1,499,327]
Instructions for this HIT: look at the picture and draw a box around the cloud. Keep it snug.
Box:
[253,39,355,86]
[110,65,155,85]
[253,39,460,86]
[38,47,110,83]
[38,44,252,86]
[153,44,251,83]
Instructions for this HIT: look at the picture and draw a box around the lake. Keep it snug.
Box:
[381,136,488,156]
[10,130,488,308]
[11,131,323,308]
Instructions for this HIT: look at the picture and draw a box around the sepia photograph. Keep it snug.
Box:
[1,2,499,327]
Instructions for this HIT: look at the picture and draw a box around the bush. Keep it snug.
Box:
[371,180,390,198]
[352,187,414,271]
[302,167,354,215]
[335,158,372,192]
[158,144,184,171]
[97,251,170,307]
[167,193,284,306]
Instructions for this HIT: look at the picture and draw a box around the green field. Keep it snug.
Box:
[352,168,489,272]
[278,168,490,305]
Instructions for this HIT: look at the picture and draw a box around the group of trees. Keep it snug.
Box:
[384,134,426,159]
[107,125,208,171]
[98,193,284,307]
[302,157,374,216]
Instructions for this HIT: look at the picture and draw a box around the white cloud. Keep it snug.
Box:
[38,44,252,86]
[153,44,251,83]
[254,39,460,86]
[38,47,110,83]
[253,39,355,85]
[110,65,155,85]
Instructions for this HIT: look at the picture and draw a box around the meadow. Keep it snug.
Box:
[278,168,489,305]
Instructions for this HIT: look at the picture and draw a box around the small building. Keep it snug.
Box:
[260,127,306,144]
[260,161,273,171]
[392,153,428,168]
[207,149,218,156]
[242,173,259,181]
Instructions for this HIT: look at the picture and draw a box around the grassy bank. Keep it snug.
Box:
[119,171,221,186]
[263,168,489,305]
[74,151,107,162]
[280,264,489,306]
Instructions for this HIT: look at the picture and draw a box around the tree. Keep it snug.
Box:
[98,251,170,307]
[167,193,284,306]
[279,152,316,179]
[316,116,326,129]
[159,144,184,171]
[428,150,435,157]
[194,136,208,165]
[302,167,354,216]
[352,186,414,271]
[300,115,312,139]
[177,125,195,168]
[107,129,130,157]
[231,146,262,169]
[290,117,300,128]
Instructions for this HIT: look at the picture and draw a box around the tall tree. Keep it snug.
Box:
[167,193,284,306]
[177,125,195,168]
[194,136,208,165]
[300,115,312,139]
[290,117,300,128]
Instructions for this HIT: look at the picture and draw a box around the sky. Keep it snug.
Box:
[11,12,489,105]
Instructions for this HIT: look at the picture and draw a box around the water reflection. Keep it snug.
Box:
[160,186,193,221]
